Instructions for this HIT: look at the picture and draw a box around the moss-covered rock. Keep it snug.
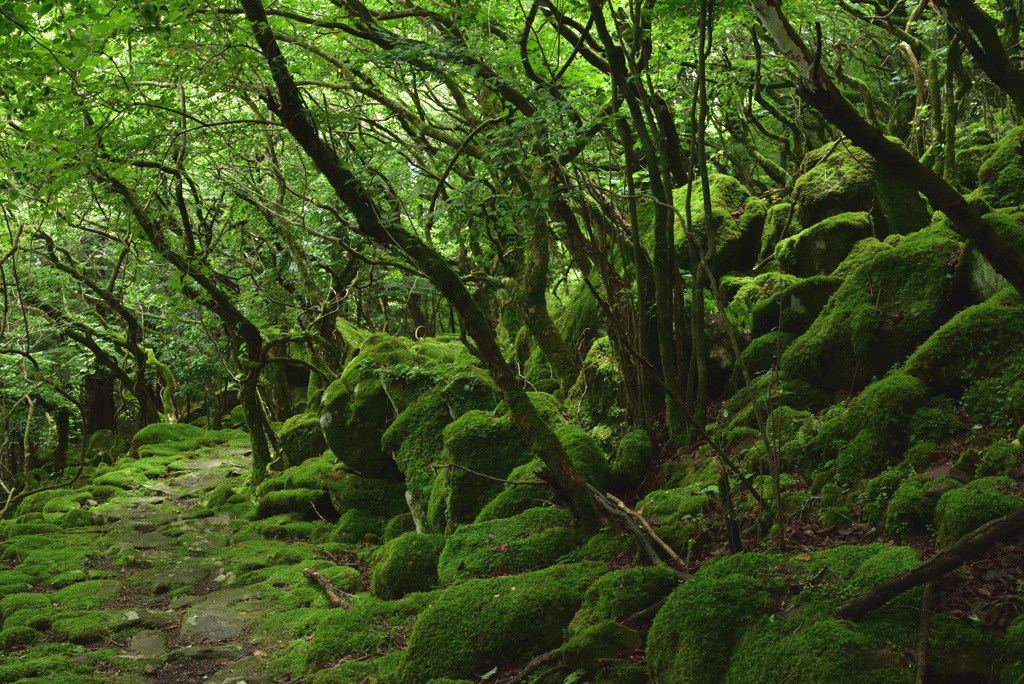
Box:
[370,532,444,600]
[128,422,221,458]
[780,224,966,394]
[83,429,128,465]
[381,392,449,526]
[320,469,407,519]
[648,545,923,684]
[884,474,961,540]
[635,485,713,554]
[793,138,930,236]
[608,430,652,492]
[428,410,532,530]
[256,488,335,520]
[774,212,876,277]
[759,201,800,261]
[319,376,396,479]
[934,478,1022,545]
[956,142,998,190]
[977,440,1023,477]
[750,274,843,338]
[437,507,583,584]
[397,562,606,683]
[977,126,1024,208]
[278,412,328,469]
[566,337,625,450]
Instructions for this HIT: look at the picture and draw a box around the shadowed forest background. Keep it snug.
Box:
[1,0,1024,681]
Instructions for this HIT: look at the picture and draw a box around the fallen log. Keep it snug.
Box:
[836,504,1024,620]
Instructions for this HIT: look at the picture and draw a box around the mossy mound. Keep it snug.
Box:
[475,423,609,524]
[904,287,1024,431]
[278,412,328,469]
[884,474,961,540]
[396,562,607,683]
[955,142,998,190]
[648,545,924,684]
[749,274,843,338]
[635,485,712,554]
[255,488,335,520]
[646,175,766,277]
[319,375,396,479]
[382,392,450,512]
[569,564,678,632]
[608,429,653,492]
[566,337,626,450]
[128,423,230,458]
[305,592,438,668]
[320,469,407,519]
[370,532,444,600]
[437,507,583,584]
[779,224,966,394]
[774,211,876,277]
[760,201,800,261]
[427,410,532,531]
[977,126,1024,208]
[793,138,930,236]
[934,477,1022,546]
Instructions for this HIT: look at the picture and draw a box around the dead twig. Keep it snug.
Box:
[302,567,353,608]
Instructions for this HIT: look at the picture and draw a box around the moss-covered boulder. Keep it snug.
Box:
[566,337,625,450]
[278,412,328,469]
[648,545,924,684]
[654,175,767,277]
[370,532,444,600]
[437,507,583,583]
[793,139,930,236]
[320,469,407,519]
[934,477,1022,546]
[977,126,1024,208]
[780,224,966,394]
[749,275,843,338]
[475,423,609,524]
[884,474,961,540]
[396,562,607,683]
[128,422,221,458]
[905,287,1024,431]
[774,211,876,277]
[608,430,653,492]
[759,201,800,261]
[956,142,998,190]
[319,375,396,479]
[427,410,532,531]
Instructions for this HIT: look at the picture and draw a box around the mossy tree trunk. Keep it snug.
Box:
[240,0,599,529]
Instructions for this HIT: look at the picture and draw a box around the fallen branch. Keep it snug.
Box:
[836,505,1024,620]
[604,491,684,568]
[429,463,545,486]
[497,649,559,684]
[302,567,353,608]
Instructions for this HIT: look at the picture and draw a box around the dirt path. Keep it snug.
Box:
[0,433,357,684]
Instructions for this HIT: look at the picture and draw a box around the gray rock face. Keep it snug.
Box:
[128,630,168,658]
[180,608,252,642]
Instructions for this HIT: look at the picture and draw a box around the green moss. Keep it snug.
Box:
[750,274,843,338]
[205,484,248,510]
[977,440,1023,477]
[780,224,965,394]
[928,613,1006,680]
[955,143,998,189]
[0,625,39,650]
[609,429,652,492]
[255,488,334,520]
[760,201,800,262]
[774,212,876,277]
[978,126,1024,208]
[736,331,794,382]
[129,422,220,457]
[649,545,921,684]
[429,410,531,529]
[1,593,52,624]
[257,452,337,496]
[306,592,438,667]
[383,513,416,542]
[934,482,1022,546]
[570,564,678,630]
[16,489,73,516]
[370,532,444,600]
[473,459,552,523]
[397,562,606,683]
[51,611,125,644]
[53,580,121,610]
[331,508,385,544]
[437,507,583,584]
[566,337,626,450]
[831,238,892,278]
[321,470,407,518]
[793,138,930,236]
[382,392,450,506]
[560,620,642,671]
[278,412,328,469]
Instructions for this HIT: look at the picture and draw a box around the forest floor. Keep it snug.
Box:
[0,433,350,684]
